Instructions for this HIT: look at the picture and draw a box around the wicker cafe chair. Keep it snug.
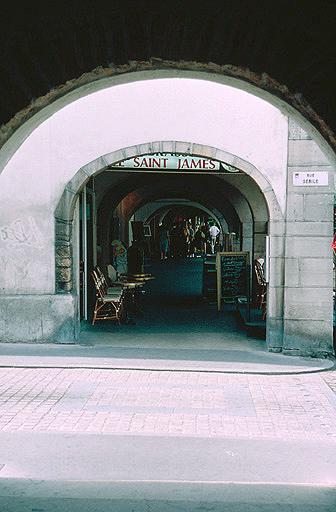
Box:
[254,259,267,320]
[91,268,125,326]
[95,265,120,294]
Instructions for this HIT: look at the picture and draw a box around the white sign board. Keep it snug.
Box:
[110,154,240,173]
[293,171,328,186]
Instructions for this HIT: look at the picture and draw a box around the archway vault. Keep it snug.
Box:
[55,141,280,293]
[130,199,230,248]
[1,61,336,170]
[134,200,228,231]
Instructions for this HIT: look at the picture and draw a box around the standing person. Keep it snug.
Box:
[200,222,209,254]
[182,222,190,258]
[158,223,170,260]
[172,222,187,260]
[169,223,178,259]
[127,239,144,274]
[209,222,220,254]
[187,221,195,257]
[194,225,202,256]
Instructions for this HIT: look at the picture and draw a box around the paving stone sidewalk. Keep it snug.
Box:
[0,367,335,441]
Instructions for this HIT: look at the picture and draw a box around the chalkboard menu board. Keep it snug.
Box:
[217,252,250,310]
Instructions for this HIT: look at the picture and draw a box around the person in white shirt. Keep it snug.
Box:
[209,223,220,253]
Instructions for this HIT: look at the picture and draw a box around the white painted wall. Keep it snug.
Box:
[0,78,289,294]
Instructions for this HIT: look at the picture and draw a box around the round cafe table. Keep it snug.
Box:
[117,274,155,319]
[114,280,144,287]
[115,279,148,320]
[120,273,155,282]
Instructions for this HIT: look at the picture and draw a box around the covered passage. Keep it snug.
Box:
[0,76,334,357]
[77,153,270,347]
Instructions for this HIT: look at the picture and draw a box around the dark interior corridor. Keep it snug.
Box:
[81,257,266,356]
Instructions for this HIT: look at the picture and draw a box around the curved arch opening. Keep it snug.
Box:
[0,70,334,358]
[63,144,273,352]
[1,64,335,170]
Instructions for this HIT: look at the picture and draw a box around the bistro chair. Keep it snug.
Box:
[91,268,125,325]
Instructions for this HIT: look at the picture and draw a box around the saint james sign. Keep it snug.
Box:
[109,154,240,173]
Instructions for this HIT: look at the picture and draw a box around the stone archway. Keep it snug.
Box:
[0,63,335,352]
[54,142,283,351]
[1,62,336,170]
[55,142,280,293]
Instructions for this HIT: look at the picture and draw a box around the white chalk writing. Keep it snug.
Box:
[0,218,44,247]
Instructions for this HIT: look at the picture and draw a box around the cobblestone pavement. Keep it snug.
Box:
[0,367,336,441]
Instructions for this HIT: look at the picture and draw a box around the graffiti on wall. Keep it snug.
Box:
[0,218,45,290]
[0,247,28,290]
[0,218,44,248]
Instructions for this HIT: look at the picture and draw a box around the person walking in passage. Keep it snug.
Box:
[158,223,170,260]
[209,222,220,254]
[187,221,195,257]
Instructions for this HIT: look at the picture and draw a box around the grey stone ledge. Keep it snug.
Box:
[55,241,71,248]
[56,283,73,293]
[55,257,72,267]
[79,165,93,177]
[65,185,77,196]
[55,236,71,243]
[288,163,333,168]
[56,267,72,280]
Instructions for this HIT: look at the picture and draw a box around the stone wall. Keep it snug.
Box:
[282,120,335,356]
[0,75,333,351]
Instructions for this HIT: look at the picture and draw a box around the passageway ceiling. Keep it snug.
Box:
[131,194,237,232]
[1,1,336,150]
[96,171,266,233]
[136,201,223,223]
[136,202,229,234]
